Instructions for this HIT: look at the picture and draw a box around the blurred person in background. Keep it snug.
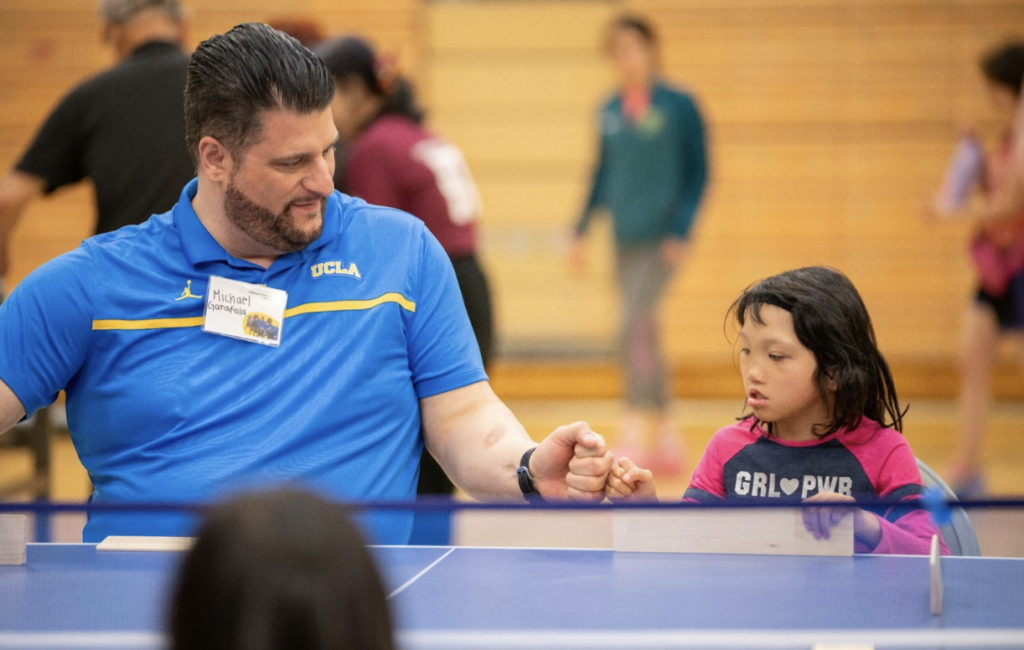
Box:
[927,42,1024,497]
[0,0,193,285]
[316,36,493,498]
[571,14,708,476]
[171,489,395,650]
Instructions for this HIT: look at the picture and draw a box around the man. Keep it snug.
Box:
[0,0,194,280]
[0,23,613,543]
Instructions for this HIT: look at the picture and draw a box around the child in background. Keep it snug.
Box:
[607,266,948,555]
[571,14,708,476]
[925,42,1024,498]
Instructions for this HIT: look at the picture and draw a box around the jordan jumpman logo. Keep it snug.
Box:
[175,279,203,300]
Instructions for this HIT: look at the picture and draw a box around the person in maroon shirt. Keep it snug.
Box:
[316,36,494,496]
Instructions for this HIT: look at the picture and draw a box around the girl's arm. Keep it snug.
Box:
[864,506,949,555]
[807,428,950,555]
[870,436,951,555]
[801,491,947,555]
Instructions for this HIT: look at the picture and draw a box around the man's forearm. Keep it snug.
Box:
[421,382,536,501]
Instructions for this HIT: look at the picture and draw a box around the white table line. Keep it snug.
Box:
[395,628,1024,648]
[387,546,456,600]
[0,632,163,648]
[3,627,1024,649]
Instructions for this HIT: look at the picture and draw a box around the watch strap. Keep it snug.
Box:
[517,446,543,503]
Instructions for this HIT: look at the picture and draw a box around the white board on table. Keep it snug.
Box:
[613,507,854,556]
[453,509,612,549]
[0,515,27,565]
[930,534,943,615]
[97,536,194,552]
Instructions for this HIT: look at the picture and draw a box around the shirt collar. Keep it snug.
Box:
[128,40,184,59]
[172,178,343,271]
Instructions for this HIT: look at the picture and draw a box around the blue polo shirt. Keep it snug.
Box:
[0,179,486,543]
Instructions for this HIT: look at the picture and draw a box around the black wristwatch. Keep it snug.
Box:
[517,447,544,503]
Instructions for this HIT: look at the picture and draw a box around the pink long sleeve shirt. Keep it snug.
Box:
[684,417,949,555]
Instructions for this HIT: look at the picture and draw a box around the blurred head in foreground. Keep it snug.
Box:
[170,489,394,650]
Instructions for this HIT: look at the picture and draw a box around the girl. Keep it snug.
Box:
[607,266,948,555]
[315,36,493,497]
[571,15,708,475]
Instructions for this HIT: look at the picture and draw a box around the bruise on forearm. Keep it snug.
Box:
[483,422,507,448]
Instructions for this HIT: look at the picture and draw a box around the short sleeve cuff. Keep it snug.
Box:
[414,368,489,400]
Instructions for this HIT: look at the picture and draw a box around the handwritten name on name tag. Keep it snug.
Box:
[202,275,287,347]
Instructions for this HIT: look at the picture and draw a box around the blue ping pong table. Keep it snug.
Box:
[1,543,1023,649]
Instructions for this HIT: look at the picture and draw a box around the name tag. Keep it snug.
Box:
[202,275,287,347]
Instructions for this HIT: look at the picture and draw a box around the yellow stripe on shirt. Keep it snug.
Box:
[92,316,206,330]
[92,292,416,331]
[284,292,416,317]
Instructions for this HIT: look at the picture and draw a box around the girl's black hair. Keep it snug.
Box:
[981,41,1024,96]
[315,36,425,125]
[728,266,906,437]
[170,489,395,650]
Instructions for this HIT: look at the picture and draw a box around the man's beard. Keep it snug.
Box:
[224,181,326,254]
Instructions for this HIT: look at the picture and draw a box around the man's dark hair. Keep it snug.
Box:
[981,41,1024,96]
[729,266,906,438]
[170,489,395,650]
[184,22,335,163]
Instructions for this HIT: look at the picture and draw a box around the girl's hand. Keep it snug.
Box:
[605,457,658,502]
[801,492,881,547]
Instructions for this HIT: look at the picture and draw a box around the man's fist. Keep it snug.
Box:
[530,421,613,502]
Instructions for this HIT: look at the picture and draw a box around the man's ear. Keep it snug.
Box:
[197,136,233,184]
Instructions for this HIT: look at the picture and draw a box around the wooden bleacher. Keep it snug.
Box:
[2,0,1024,399]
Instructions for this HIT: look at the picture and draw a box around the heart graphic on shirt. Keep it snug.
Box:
[780,478,799,495]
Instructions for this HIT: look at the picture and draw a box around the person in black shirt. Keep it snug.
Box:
[0,0,194,284]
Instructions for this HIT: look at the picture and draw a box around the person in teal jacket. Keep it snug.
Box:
[572,14,708,475]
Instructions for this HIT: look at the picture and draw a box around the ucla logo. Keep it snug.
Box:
[311,260,361,280]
